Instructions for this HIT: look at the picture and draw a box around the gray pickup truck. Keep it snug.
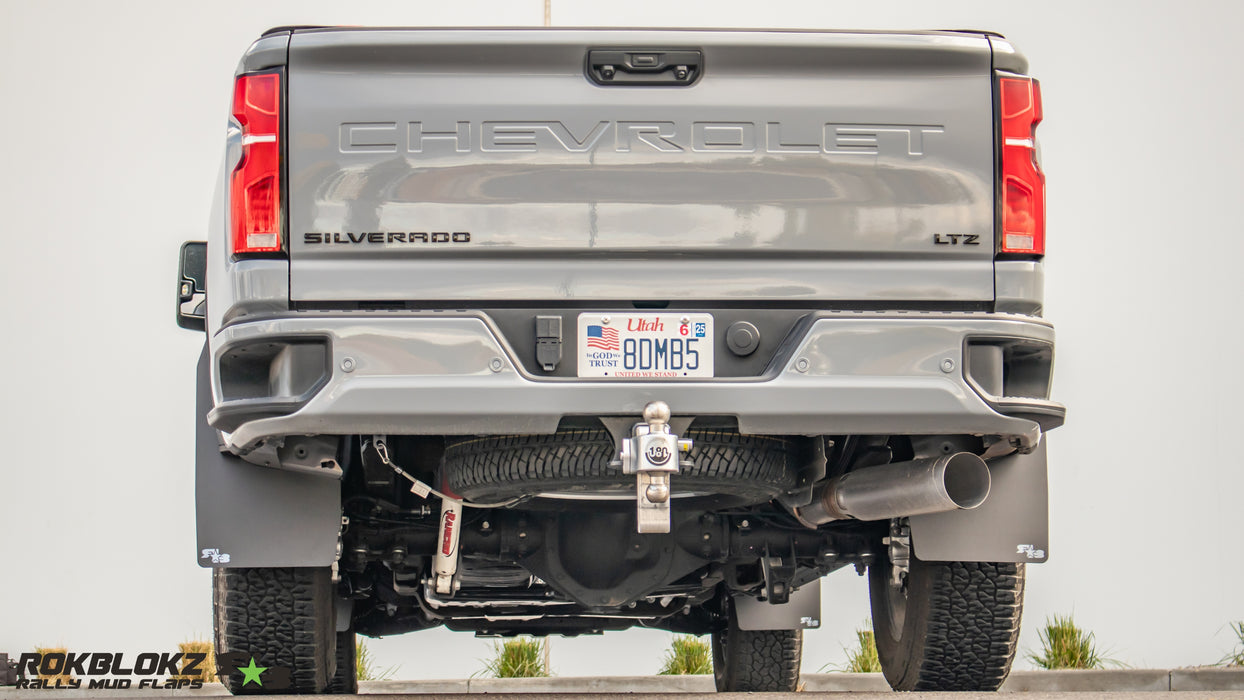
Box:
[177,26,1062,694]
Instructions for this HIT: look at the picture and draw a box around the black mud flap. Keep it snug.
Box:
[195,346,341,568]
[909,439,1049,563]
[734,584,821,631]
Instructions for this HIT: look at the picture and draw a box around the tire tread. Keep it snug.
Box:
[871,558,1025,691]
[915,561,1025,691]
[445,428,795,502]
[212,567,334,695]
[326,630,357,694]
[713,618,802,692]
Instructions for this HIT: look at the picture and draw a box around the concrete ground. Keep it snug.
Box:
[7,666,1244,696]
[5,692,1244,700]
[343,691,1244,696]
[2,669,1243,698]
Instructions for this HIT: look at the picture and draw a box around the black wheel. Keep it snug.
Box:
[326,631,357,694]
[711,602,802,692]
[869,552,1025,691]
[213,567,337,695]
[444,428,797,503]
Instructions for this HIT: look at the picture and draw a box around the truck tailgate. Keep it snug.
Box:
[286,29,996,303]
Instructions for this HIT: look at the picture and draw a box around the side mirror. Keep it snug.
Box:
[177,241,208,331]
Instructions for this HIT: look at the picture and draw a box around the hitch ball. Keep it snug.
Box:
[643,400,671,425]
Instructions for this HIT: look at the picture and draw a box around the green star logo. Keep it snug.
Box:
[238,657,267,687]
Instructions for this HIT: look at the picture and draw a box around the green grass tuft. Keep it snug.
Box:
[657,635,712,675]
[1220,621,1244,667]
[355,636,398,681]
[478,637,550,678]
[818,620,881,673]
[843,626,882,673]
[1027,613,1121,670]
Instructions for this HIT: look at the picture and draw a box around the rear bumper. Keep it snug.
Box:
[209,311,1063,453]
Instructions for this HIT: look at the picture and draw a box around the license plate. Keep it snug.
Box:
[577,313,713,378]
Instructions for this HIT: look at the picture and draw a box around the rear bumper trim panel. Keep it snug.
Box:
[209,312,1062,452]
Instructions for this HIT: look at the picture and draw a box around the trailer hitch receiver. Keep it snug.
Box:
[617,401,693,533]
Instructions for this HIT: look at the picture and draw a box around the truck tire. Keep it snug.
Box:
[869,555,1025,691]
[445,428,797,503]
[326,631,357,694]
[711,609,802,692]
[213,568,336,695]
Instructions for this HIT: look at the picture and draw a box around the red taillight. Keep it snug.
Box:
[998,76,1045,255]
[230,72,282,255]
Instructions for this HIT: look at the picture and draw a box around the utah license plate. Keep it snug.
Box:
[577,313,713,378]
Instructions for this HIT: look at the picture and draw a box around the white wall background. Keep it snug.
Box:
[1,0,1241,680]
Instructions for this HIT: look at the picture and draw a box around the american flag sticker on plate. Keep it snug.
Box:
[585,324,620,351]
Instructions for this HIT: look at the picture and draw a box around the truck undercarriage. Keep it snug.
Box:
[340,429,888,639]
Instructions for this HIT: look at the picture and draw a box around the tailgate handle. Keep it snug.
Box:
[587,49,702,86]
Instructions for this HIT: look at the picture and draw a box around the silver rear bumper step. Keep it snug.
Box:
[210,312,1061,454]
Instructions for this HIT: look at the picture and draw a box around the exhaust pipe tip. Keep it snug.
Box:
[941,452,991,510]
[794,451,992,526]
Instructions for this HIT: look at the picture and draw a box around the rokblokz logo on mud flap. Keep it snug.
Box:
[9,650,292,691]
